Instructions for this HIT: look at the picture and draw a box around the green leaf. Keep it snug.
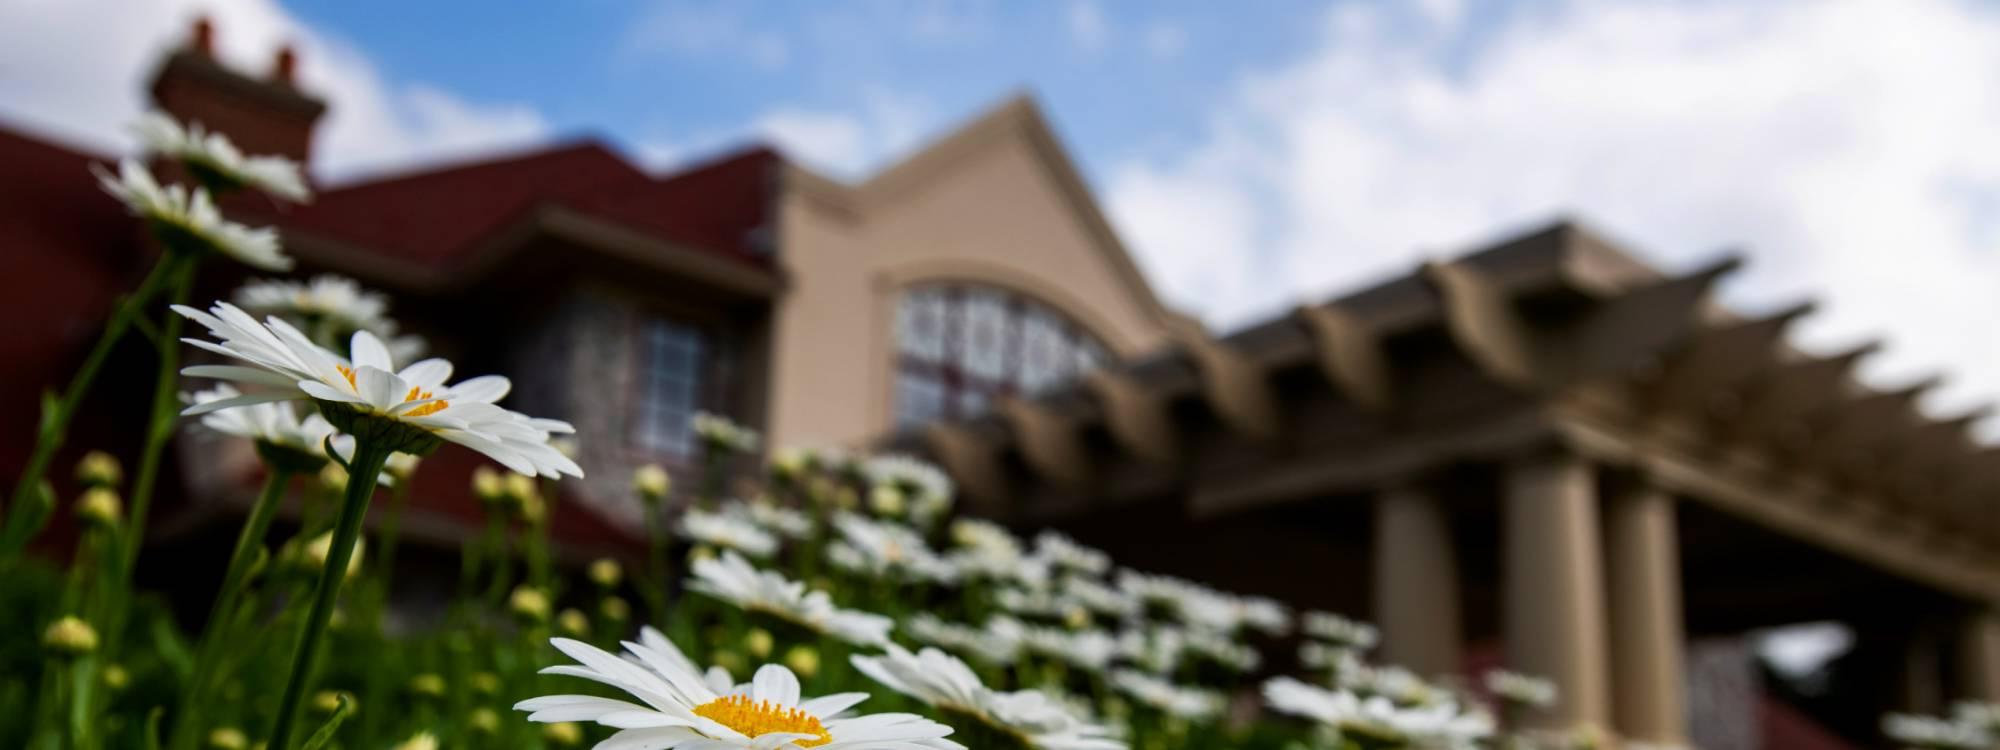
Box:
[142,707,164,750]
[298,695,353,750]
[149,617,193,681]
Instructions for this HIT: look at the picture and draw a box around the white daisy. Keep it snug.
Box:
[133,111,310,202]
[991,619,1116,673]
[1032,531,1110,576]
[694,411,760,453]
[232,275,423,356]
[688,552,892,647]
[830,513,956,584]
[173,301,581,478]
[1264,678,1491,749]
[1302,611,1381,650]
[903,614,1019,666]
[95,160,288,270]
[862,454,953,506]
[1483,669,1557,709]
[1058,576,1137,620]
[948,519,1049,588]
[185,385,395,484]
[1883,712,1993,750]
[739,499,815,540]
[518,626,962,750]
[1106,669,1226,722]
[681,508,780,558]
[851,644,1125,750]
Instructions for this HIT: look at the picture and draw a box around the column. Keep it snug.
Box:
[1505,449,1613,730]
[1959,611,2000,703]
[1607,480,1688,744]
[1374,483,1463,678]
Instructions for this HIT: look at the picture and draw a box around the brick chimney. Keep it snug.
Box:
[148,16,327,168]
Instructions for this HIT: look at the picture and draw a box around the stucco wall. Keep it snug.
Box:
[765,114,1174,450]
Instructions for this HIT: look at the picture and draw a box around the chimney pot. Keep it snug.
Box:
[272,46,298,85]
[191,17,214,57]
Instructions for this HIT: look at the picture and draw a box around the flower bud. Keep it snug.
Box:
[504,472,539,506]
[206,727,247,750]
[552,436,579,459]
[76,487,122,528]
[472,466,505,503]
[468,707,501,735]
[868,485,905,517]
[517,489,546,524]
[770,449,807,479]
[317,462,349,492]
[75,450,122,487]
[784,645,821,680]
[543,721,584,747]
[103,664,130,690]
[301,531,363,580]
[688,545,716,565]
[470,671,501,695]
[384,453,421,481]
[408,673,446,698]
[587,558,622,588]
[392,732,438,750]
[43,615,98,656]
[311,690,355,715]
[557,608,589,637]
[710,649,745,679]
[743,628,774,659]
[633,464,670,500]
[510,585,551,623]
[599,596,631,623]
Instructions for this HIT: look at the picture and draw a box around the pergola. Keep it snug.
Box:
[894,221,2000,746]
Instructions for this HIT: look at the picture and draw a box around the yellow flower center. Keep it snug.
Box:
[336,365,450,417]
[692,694,832,747]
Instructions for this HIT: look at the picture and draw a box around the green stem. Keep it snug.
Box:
[1,254,174,545]
[265,440,390,750]
[169,467,292,750]
[112,254,197,581]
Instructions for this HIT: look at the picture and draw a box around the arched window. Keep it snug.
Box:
[894,284,1112,428]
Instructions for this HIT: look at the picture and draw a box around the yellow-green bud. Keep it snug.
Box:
[75,450,122,487]
[317,462,349,491]
[1064,606,1091,631]
[76,487,122,527]
[770,449,807,479]
[469,671,501,695]
[384,453,421,481]
[517,488,546,524]
[558,608,589,637]
[468,707,502,735]
[633,464,670,499]
[43,615,98,656]
[504,473,538,506]
[588,558,622,588]
[103,664,130,690]
[510,585,551,622]
[833,486,859,511]
[552,436,579,459]
[688,545,716,565]
[391,732,438,750]
[784,645,821,680]
[206,727,248,750]
[311,690,353,715]
[472,466,505,502]
[599,596,631,623]
[744,628,774,659]
[302,531,363,580]
[543,721,584,747]
[407,673,446,698]
[869,485,905,516]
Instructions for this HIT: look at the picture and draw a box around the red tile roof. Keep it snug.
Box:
[258,139,783,272]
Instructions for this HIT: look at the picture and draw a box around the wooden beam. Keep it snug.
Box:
[1423,259,1544,388]
[923,423,1011,518]
[1000,397,1096,491]
[1083,370,1179,464]
[1294,302,1393,410]
[1557,257,1741,382]
[1646,302,1815,415]
[1171,324,1283,441]
[1721,343,1878,452]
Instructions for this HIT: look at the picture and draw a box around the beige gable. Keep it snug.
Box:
[765,95,1177,449]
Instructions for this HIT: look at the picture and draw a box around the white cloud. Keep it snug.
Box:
[754,87,936,178]
[1106,0,2000,429]
[624,2,789,71]
[1067,0,1109,53]
[0,0,552,181]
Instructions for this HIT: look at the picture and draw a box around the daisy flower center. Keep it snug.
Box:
[693,695,832,747]
[335,365,450,417]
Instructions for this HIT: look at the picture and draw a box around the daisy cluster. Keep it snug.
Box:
[1884,702,2000,750]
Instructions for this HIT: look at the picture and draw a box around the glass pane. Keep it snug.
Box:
[1019,307,1066,393]
[636,318,706,457]
[961,288,1011,382]
[896,370,946,428]
[898,288,949,363]
[956,387,991,419]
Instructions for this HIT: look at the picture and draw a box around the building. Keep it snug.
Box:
[1,18,1992,750]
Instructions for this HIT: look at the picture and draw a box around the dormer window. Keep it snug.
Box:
[893,284,1110,428]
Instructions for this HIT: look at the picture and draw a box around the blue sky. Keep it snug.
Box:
[3,0,2000,433]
